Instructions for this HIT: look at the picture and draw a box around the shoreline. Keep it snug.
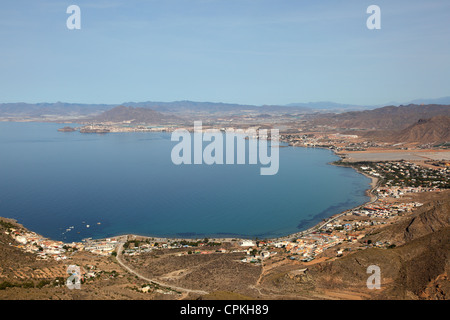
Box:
[331,156,379,202]
[271,148,380,241]
[0,145,380,245]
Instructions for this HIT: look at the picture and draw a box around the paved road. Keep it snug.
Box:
[115,243,209,295]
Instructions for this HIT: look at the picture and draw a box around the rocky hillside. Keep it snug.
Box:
[391,115,450,144]
[308,191,450,299]
[312,104,450,130]
[0,218,66,282]
[92,105,180,124]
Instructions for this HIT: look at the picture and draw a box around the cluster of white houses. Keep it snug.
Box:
[5,227,121,260]
[237,197,426,263]
[239,234,345,263]
[6,228,75,261]
[83,238,119,256]
[377,186,441,198]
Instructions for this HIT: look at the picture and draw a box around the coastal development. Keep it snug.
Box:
[2,0,450,305]
[1,127,448,299]
[1,101,449,300]
[4,159,444,264]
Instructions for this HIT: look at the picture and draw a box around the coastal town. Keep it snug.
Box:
[3,154,447,271]
[2,0,450,304]
[1,120,449,300]
[2,111,449,299]
[58,124,175,134]
[0,187,431,264]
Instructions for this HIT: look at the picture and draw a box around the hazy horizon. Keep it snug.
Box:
[1,96,450,108]
[1,0,449,106]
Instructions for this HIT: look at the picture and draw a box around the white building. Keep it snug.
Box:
[240,240,255,247]
[15,236,27,244]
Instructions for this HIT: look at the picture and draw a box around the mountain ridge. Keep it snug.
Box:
[2,96,450,118]
[90,105,180,124]
[311,104,450,130]
[392,115,450,144]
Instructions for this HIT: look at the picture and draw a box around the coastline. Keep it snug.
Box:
[0,145,380,245]
[271,148,379,241]
[331,153,379,203]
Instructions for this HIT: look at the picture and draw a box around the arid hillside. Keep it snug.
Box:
[91,105,180,124]
[304,191,449,299]
[390,115,450,144]
[312,104,450,130]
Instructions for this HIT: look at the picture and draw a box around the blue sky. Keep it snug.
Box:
[0,0,449,105]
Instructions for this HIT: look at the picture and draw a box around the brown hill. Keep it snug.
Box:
[312,104,450,130]
[364,192,450,245]
[308,191,450,299]
[92,105,180,124]
[391,115,450,144]
[0,218,66,282]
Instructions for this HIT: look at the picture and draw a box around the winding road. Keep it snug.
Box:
[115,243,209,295]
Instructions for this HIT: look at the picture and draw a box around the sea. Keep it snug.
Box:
[0,122,370,242]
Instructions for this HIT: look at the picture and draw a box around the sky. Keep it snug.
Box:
[0,0,449,106]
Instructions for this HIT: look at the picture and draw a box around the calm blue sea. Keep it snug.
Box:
[0,122,370,242]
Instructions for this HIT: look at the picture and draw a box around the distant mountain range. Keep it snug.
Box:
[406,96,450,105]
[0,101,311,119]
[285,96,450,111]
[284,101,371,111]
[0,97,449,119]
[121,100,313,114]
[0,102,113,118]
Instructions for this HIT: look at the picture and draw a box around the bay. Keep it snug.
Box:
[0,122,370,242]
